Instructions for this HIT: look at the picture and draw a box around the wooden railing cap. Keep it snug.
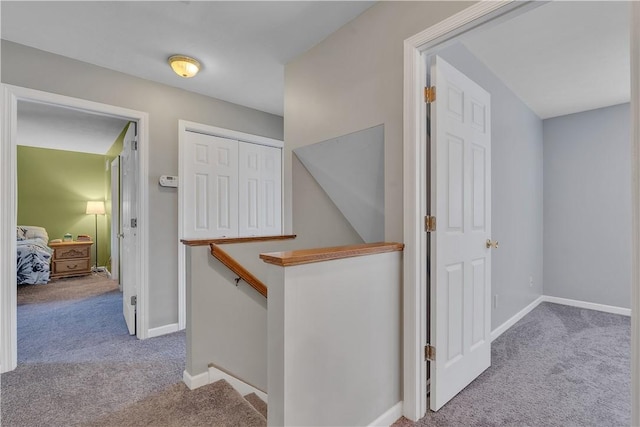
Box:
[259,242,404,267]
[181,234,296,246]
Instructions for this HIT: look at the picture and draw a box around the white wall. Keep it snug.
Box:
[438,43,544,329]
[266,250,403,426]
[2,40,283,329]
[543,103,631,308]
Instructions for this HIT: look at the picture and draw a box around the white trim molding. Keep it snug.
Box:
[207,365,268,403]
[630,4,640,425]
[367,402,403,427]
[148,323,180,338]
[183,370,209,390]
[0,85,150,372]
[544,296,631,317]
[491,296,544,342]
[490,296,630,344]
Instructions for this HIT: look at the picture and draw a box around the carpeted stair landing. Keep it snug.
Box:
[85,379,266,427]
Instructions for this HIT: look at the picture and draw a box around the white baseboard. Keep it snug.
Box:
[148,323,179,338]
[543,295,631,316]
[491,294,631,342]
[208,366,268,403]
[368,401,403,426]
[491,296,544,342]
[183,370,209,390]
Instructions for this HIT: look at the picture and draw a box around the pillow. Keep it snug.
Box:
[18,226,49,244]
[16,226,28,241]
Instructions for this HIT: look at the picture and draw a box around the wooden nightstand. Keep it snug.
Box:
[49,241,93,279]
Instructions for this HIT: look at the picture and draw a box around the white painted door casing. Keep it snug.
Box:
[430,56,492,411]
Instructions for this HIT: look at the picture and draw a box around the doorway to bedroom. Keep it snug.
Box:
[13,99,135,369]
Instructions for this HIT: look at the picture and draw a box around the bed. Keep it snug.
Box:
[17,226,52,285]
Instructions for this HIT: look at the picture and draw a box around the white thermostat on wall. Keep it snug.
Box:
[159,175,179,188]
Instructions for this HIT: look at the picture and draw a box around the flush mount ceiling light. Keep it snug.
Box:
[168,55,201,78]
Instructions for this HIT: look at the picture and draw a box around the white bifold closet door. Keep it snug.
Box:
[182,131,282,239]
[182,132,239,238]
[238,142,282,237]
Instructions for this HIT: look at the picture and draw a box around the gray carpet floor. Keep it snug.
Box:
[1,275,219,426]
[4,277,630,426]
[395,302,630,427]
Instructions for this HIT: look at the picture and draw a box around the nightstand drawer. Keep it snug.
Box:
[53,259,91,275]
[54,246,90,260]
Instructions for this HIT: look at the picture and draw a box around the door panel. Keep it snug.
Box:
[182,132,239,238]
[121,122,137,335]
[238,142,282,236]
[430,55,492,410]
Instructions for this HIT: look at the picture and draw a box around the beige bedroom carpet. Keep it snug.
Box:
[85,379,265,427]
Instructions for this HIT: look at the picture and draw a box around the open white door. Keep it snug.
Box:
[121,122,138,335]
[429,56,492,410]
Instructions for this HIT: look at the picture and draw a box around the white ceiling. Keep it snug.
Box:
[1,1,374,117]
[462,1,630,119]
[2,1,630,133]
[17,101,129,155]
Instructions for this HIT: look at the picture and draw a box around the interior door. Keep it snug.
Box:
[121,122,138,335]
[430,55,492,410]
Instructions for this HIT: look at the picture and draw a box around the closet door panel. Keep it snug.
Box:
[239,142,282,236]
[183,132,239,238]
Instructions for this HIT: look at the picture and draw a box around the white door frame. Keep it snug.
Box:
[0,84,151,373]
[177,120,284,330]
[402,1,640,423]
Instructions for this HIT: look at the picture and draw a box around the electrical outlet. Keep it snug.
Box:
[529,276,534,287]
[494,294,498,309]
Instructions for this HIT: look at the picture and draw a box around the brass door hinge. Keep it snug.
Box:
[425,215,436,232]
[425,345,436,361]
[424,86,436,103]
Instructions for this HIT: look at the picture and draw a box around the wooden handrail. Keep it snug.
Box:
[182,235,296,246]
[260,242,404,267]
[210,243,268,298]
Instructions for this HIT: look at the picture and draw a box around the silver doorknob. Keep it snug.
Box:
[486,239,499,249]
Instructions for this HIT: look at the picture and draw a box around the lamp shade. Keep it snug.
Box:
[86,201,106,215]
[168,55,200,78]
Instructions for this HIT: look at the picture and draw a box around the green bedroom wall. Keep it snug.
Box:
[17,144,118,269]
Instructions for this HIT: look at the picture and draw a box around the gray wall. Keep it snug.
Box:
[284,1,473,247]
[284,1,543,331]
[186,239,300,386]
[438,43,544,329]
[543,103,631,308]
[2,40,283,329]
